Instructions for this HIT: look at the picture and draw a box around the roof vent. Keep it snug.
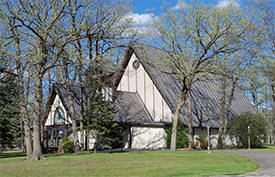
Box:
[132,60,140,70]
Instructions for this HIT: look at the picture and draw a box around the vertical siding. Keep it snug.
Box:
[117,53,173,122]
[128,57,137,92]
[163,100,172,121]
[154,86,162,121]
[145,71,154,119]
[137,62,145,103]
[118,65,129,91]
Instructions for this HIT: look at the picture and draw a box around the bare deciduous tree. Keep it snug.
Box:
[152,3,252,150]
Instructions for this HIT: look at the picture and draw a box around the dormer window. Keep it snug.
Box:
[55,107,65,124]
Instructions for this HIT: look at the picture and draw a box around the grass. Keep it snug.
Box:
[0,150,259,177]
[252,144,275,152]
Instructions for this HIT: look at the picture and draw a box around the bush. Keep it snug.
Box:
[165,123,188,149]
[189,141,198,149]
[196,134,209,150]
[196,134,207,143]
[200,141,209,150]
[230,113,268,148]
[62,137,69,143]
[63,141,74,153]
[100,123,124,150]
[84,91,123,151]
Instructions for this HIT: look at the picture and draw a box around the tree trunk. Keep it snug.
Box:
[13,26,33,160]
[50,127,54,147]
[23,116,32,160]
[78,66,84,151]
[222,80,237,145]
[187,91,194,149]
[79,84,84,151]
[72,119,79,152]
[63,83,79,152]
[93,133,97,153]
[55,126,58,146]
[70,8,85,150]
[20,120,24,151]
[31,76,44,160]
[21,105,32,159]
[86,133,90,151]
[217,75,226,148]
[62,62,80,153]
[18,66,32,160]
[171,91,188,150]
[79,117,84,151]
[271,83,275,144]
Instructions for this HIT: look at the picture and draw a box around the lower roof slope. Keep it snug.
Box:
[44,84,156,126]
[114,91,154,124]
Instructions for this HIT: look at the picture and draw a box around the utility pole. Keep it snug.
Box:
[207,126,211,153]
[248,125,251,149]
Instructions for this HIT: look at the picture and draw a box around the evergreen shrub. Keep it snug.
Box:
[165,123,188,148]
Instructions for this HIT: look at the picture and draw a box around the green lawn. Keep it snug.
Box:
[0,150,259,177]
[252,144,275,152]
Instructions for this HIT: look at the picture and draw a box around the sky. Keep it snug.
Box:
[123,0,242,41]
[128,0,241,27]
[131,0,241,14]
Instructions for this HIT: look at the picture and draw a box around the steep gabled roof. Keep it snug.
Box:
[43,83,87,126]
[115,43,255,128]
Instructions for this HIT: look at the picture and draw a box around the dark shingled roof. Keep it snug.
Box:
[44,84,156,126]
[114,91,153,124]
[115,43,255,128]
[54,83,87,121]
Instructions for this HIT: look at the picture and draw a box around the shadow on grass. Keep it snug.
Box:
[254,147,268,149]
[0,151,26,159]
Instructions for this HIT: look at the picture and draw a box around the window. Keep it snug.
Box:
[55,107,65,124]
[132,60,140,69]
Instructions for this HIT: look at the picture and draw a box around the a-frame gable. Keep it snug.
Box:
[117,52,172,122]
[44,88,72,127]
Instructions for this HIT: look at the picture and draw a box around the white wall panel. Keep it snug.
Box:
[131,127,166,149]
[154,86,162,121]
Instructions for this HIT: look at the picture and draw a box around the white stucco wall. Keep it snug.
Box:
[194,127,236,147]
[131,127,167,149]
[117,53,172,122]
[45,94,72,126]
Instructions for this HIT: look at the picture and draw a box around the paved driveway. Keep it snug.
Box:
[215,150,275,177]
